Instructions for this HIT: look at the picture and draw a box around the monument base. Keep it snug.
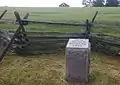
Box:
[65,39,90,83]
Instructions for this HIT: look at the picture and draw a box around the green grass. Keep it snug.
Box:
[0,7,120,22]
[0,52,120,85]
[0,7,120,35]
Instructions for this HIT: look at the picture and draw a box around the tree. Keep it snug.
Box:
[106,0,119,7]
[93,0,105,7]
[82,0,105,7]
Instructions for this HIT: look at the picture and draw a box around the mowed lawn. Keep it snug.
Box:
[0,7,120,85]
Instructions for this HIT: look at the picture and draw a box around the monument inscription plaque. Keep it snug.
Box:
[65,39,90,83]
[66,39,89,48]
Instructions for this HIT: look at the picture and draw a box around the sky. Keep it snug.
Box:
[0,0,84,7]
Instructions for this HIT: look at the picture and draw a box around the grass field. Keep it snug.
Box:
[0,7,120,35]
[0,7,120,22]
[0,7,120,85]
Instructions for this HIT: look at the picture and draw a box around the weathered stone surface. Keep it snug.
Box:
[65,39,90,83]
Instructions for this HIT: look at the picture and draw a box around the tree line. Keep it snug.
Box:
[82,0,120,7]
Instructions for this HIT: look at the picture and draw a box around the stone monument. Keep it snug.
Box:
[65,39,90,83]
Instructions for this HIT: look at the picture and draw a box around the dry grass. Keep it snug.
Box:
[0,52,120,85]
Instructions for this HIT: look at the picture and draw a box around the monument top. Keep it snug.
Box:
[66,39,89,48]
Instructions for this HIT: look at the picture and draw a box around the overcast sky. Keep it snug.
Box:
[0,0,84,7]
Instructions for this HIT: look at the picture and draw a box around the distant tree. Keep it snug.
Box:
[118,0,120,6]
[106,0,119,7]
[93,0,105,7]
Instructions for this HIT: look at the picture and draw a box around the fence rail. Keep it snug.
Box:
[7,31,120,56]
[0,10,120,60]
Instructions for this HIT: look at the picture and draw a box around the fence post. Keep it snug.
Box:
[0,11,29,62]
[85,19,91,39]
[0,10,7,20]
